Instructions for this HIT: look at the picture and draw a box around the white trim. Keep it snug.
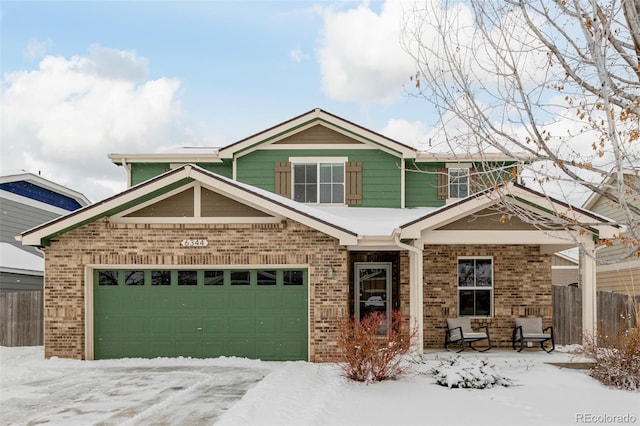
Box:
[552,265,580,270]
[421,230,580,245]
[289,156,349,163]
[446,163,472,169]
[0,189,74,215]
[416,152,525,162]
[108,153,222,164]
[194,182,202,218]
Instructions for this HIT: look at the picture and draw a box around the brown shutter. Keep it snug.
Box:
[436,168,448,200]
[275,162,292,198]
[469,167,482,194]
[345,161,362,205]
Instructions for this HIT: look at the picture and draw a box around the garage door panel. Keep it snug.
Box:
[123,318,149,336]
[202,340,228,357]
[228,317,253,334]
[176,293,202,310]
[282,318,305,334]
[202,317,228,335]
[256,317,281,334]
[228,291,255,309]
[149,317,174,336]
[123,293,148,310]
[94,268,308,361]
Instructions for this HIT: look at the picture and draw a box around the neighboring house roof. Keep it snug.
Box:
[0,242,44,276]
[554,248,579,265]
[19,164,621,249]
[582,168,640,211]
[0,172,91,211]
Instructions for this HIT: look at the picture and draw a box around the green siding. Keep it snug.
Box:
[405,161,446,208]
[131,162,233,186]
[237,149,401,207]
[131,163,170,186]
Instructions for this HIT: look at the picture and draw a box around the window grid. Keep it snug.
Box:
[449,168,469,199]
[293,162,344,204]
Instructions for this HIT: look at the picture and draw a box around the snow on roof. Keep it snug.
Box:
[312,206,437,236]
[0,243,44,275]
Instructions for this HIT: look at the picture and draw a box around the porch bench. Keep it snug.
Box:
[444,317,492,353]
[511,317,555,353]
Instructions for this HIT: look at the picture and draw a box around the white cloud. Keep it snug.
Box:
[23,38,53,61]
[380,118,428,147]
[1,47,193,202]
[317,1,416,103]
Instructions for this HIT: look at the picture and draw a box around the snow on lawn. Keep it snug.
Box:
[1,346,639,426]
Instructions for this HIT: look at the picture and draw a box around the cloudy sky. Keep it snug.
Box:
[2,0,440,202]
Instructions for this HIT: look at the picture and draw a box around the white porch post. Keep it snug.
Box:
[394,230,424,355]
[580,239,597,344]
[410,245,424,354]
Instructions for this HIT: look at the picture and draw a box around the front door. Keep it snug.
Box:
[354,263,391,326]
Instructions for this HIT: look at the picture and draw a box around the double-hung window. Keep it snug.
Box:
[449,167,469,199]
[292,159,345,204]
[457,257,493,317]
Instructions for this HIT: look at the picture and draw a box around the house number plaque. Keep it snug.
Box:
[180,239,209,247]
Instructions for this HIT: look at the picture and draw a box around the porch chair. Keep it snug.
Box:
[511,317,555,353]
[444,317,492,353]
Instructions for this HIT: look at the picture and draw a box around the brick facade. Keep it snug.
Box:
[43,219,348,361]
[43,216,552,360]
[422,244,553,348]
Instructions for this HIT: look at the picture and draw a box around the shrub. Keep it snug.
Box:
[430,355,512,389]
[336,311,415,383]
[582,327,640,391]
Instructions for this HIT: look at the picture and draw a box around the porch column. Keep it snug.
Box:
[407,242,424,355]
[580,239,597,344]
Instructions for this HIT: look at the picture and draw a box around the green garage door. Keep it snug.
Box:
[93,268,308,360]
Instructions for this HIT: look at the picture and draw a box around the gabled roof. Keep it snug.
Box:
[216,108,418,160]
[400,181,621,240]
[19,164,361,247]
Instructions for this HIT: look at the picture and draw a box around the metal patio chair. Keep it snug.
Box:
[444,317,492,353]
[511,317,555,353]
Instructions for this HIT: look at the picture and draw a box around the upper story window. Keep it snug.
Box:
[275,158,361,206]
[448,168,469,199]
[292,159,345,204]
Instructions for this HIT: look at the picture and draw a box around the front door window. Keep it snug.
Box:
[355,263,392,328]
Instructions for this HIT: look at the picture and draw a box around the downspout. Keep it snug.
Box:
[393,228,424,355]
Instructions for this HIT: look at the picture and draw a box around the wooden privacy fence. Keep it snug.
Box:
[0,290,43,346]
[553,285,639,345]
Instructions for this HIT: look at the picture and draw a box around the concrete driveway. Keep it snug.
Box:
[1,363,267,425]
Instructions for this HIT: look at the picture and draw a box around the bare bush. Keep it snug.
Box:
[582,327,640,391]
[337,311,416,383]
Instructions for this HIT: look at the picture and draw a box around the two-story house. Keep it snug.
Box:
[19,109,620,361]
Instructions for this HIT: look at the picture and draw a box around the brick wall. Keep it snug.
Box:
[422,244,553,348]
[43,219,348,361]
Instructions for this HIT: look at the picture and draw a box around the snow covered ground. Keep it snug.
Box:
[1,346,638,425]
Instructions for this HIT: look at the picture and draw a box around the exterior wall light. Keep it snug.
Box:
[326,265,334,279]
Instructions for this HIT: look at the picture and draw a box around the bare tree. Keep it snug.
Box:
[401,0,639,260]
